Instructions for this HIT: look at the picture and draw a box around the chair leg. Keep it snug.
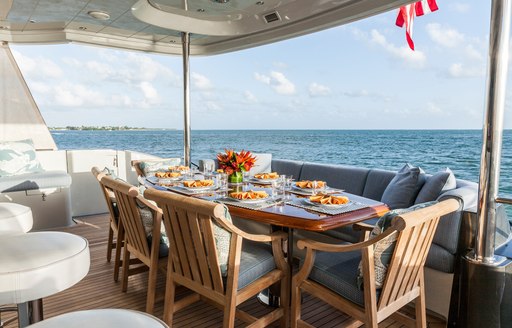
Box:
[145,265,158,314]
[121,245,130,292]
[223,292,237,328]
[415,278,427,328]
[290,281,301,328]
[113,227,124,282]
[163,275,176,325]
[107,225,114,262]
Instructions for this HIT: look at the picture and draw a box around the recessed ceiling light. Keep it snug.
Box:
[78,26,87,30]
[0,26,9,30]
[212,0,229,3]
[197,8,205,12]
[87,10,110,20]
[29,19,36,23]
[256,1,264,4]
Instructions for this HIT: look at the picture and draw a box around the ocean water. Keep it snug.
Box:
[51,129,512,199]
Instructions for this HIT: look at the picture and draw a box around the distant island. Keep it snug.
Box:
[49,126,173,131]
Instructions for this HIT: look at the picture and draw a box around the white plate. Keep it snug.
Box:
[250,178,277,184]
[304,199,352,209]
[292,185,314,192]
[229,196,270,204]
[181,184,214,191]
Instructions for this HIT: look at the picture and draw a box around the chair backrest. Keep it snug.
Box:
[91,167,119,225]
[377,199,459,310]
[131,158,182,177]
[144,188,230,294]
[100,175,155,261]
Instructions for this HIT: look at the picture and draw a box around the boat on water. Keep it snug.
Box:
[0,0,511,327]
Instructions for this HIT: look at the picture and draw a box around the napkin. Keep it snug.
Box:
[254,172,279,180]
[295,180,326,189]
[229,190,269,200]
[183,179,214,188]
[309,194,349,205]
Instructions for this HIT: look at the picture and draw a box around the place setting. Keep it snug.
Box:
[287,192,370,215]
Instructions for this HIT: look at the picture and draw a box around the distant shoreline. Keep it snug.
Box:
[49,126,175,131]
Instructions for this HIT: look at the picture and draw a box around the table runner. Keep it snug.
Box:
[286,198,370,215]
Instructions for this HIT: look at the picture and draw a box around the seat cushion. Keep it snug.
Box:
[380,163,426,209]
[27,309,168,328]
[0,232,90,304]
[309,250,366,306]
[415,168,456,204]
[300,163,369,195]
[0,139,43,176]
[271,159,304,180]
[232,240,276,290]
[0,202,33,235]
[0,170,72,193]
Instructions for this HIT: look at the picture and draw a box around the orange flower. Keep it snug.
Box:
[216,149,256,173]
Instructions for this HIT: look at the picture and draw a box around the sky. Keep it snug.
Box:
[10,1,512,130]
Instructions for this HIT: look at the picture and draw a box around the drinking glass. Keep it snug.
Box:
[243,170,251,183]
[203,162,214,177]
[271,178,284,200]
[312,180,319,195]
[217,173,228,190]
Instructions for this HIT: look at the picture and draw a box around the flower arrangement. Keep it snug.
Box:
[216,149,256,177]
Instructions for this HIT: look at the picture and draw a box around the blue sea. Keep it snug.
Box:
[51,129,512,199]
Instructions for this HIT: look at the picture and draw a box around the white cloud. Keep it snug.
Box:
[85,61,114,80]
[139,81,160,105]
[254,72,271,84]
[244,91,258,103]
[191,72,213,90]
[205,101,222,111]
[12,51,63,79]
[309,82,331,97]
[53,83,106,107]
[448,63,485,78]
[370,30,426,68]
[426,23,465,48]
[255,71,296,95]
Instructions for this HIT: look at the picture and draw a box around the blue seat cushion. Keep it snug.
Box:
[0,170,72,192]
[222,240,276,290]
[308,250,368,306]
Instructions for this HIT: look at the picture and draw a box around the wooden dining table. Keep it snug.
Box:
[146,178,389,308]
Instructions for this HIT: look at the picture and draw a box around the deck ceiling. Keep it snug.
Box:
[0,0,413,56]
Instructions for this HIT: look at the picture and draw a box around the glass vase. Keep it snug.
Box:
[228,171,243,184]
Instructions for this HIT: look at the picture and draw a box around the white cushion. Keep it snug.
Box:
[27,309,169,328]
[250,153,272,175]
[0,232,90,304]
[0,203,33,235]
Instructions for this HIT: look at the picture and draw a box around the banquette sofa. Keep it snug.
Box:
[267,158,511,320]
[0,140,72,230]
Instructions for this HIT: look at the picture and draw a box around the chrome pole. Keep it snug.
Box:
[474,0,511,263]
[182,31,191,167]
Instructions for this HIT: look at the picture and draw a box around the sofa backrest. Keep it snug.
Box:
[299,162,370,195]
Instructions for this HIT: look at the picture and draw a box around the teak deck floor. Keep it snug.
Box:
[4,214,446,327]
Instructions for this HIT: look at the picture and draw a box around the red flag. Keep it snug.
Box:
[396,0,438,50]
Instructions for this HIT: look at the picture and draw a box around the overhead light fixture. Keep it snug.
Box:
[87,10,111,20]
[197,8,205,12]
[78,26,87,30]
[29,19,36,23]
[256,1,264,4]
[212,0,229,3]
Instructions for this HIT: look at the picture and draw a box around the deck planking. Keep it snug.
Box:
[3,214,445,327]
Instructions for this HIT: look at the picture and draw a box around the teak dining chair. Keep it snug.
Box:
[144,188,290,328]
[291,199,460,328]
[100,174,167,314]
[91,166,124,282]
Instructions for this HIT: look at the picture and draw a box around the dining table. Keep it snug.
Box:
[145,174,390,307]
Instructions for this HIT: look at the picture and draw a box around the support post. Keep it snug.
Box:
[182,31,191,167]
[474,0,511,264]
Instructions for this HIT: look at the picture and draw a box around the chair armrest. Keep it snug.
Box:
[213,214,287,243]
[297,226,397,253]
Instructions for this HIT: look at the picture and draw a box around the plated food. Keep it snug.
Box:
[155,171,181,179]
[309,194,349,205]
[229,190,269,201]
[182,179,214,188]
[253,172,279,180]
[295,180,326,189]
[169,165,190,172]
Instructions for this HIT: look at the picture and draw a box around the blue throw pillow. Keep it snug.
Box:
[381,163,426,209]
[415,168,457,204]
[357,201,438,290]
